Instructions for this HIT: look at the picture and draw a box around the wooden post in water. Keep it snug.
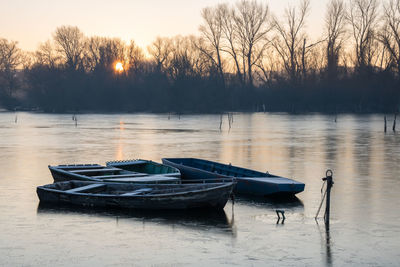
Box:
[384,115,387,132]
[323,170,334,228]
[393,114,397,132]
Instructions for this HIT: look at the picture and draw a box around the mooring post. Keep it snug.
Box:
[323,170,334,227]
[384,115,387,132]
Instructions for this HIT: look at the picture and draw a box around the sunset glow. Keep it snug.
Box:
[115,62,124,72]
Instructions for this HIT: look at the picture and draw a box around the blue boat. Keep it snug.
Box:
[162,158,305,197]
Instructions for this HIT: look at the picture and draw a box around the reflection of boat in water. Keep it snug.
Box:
[234,195,304,210]
[37,180,235,210]
[49,159,181,183]
[37,202,236,235]
[162,158,305,197]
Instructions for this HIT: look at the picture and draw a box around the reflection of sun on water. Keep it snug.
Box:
[116,120,125,160]
[119,120,125,131]
[116,142,124,160]
[115,62,124,72]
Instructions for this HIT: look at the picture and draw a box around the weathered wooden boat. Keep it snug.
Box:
[36,180,235,210]
[49,159,181,183]
[162,158,305,197]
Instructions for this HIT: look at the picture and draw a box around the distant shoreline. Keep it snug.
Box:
[1,107,397,116]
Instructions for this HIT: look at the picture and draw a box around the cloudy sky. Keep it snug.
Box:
[0,0,328,51]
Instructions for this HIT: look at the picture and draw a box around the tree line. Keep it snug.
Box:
[0,0,399,113]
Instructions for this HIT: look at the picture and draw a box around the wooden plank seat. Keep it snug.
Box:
[58,164,102,170]
[69,167,122,174]
[65,183,106,193]
[92,173,148,179]
[120,188,153,196]
[103,176,180,183]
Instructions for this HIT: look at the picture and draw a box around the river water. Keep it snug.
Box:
[0,112,399,266]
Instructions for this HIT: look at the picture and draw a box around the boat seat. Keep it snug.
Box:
[93,173,148,179]
[120,188,153,196]
[65,183,106,193]
[57,164,102,170]
[69,167,122,174]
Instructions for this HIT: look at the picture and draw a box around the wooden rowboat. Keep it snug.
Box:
[36,180,235,210]
[162,158,305,197]
[49,159,181,183]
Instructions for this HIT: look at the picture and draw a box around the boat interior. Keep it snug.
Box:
[43,181,228,196]
[166,158,270,177]
[52,161,180,182]
[106,160,179,175]
[55,164,148,179]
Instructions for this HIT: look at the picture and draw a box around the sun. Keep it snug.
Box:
[115,62,124,72]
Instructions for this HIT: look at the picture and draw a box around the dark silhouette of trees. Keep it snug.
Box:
[148,37,172,73]
[379,0,400,75]
[127,40,145,76]
[0,38,22,106]
[324,0,346,80]
[219,4,244,85]
[347,0,379,71]
[234,0,272,87]
[35,40,60,69]
[83,36,105,72]
[199,6,225,87]
[272,0,310,84]
[53,26,84,70]
[1,0,399,113]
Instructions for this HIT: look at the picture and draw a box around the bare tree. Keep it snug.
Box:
[324,0,347,79]
[83,36,106,72]
[234,0,272,86]
[165,36,193,81]
[218,4,244,84]
[83,37,126,73]
[193,37,221,77]
[273,0,310,83]
[99,38,126,72]
[0,38,22,97]
[127,40,145,75]
[379,0,400,74]
[189,36,216,77]
[347,0,379,70]
[35,40,60,69]
[199,6,225,86]
[254,46,279,87]
[53,26,84,70]
[147,37,172,73]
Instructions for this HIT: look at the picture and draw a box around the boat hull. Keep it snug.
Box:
[37,181,234,210]
[162,158,305,197]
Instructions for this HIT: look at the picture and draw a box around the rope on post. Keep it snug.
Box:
[315,170,334,227]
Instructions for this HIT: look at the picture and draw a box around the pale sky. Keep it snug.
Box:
[0,0,328,52]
